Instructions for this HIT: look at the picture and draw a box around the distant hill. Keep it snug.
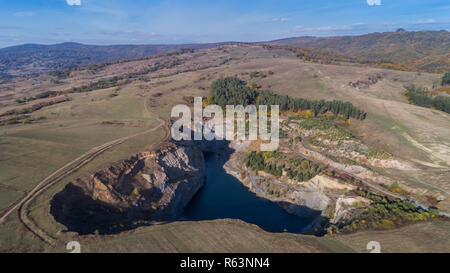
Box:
[1,30,448,78]
[0,42,229,77]
[268,30,450,73]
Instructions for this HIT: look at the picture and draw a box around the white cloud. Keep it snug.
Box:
[66,0,81,6]
[367,0,381,6]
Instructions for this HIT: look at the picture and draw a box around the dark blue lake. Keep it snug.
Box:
[183,153,319,233]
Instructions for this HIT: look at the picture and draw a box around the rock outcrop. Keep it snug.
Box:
[51,141,207,235]
[329,196,370,225]
[284,175,356,214]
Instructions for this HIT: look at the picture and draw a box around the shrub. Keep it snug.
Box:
[380,219,396,229]
[442,72,450,86]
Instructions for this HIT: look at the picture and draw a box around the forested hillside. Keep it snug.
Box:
[269,30,450,73]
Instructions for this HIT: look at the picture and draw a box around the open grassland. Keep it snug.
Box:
[2,212,448,253]
[0,44,448,252]
[63,220,350,253]
[331,219,450,253]
[0,83,158,196]
[0,190,21,212]
[35,218,450,253]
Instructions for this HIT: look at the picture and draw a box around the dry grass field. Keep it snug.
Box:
[331,219,450,253]
[77,220,344,253]
[41,219,450,253]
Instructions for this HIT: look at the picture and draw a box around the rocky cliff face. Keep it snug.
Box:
[51,141,207,235]
[329,196,370,225]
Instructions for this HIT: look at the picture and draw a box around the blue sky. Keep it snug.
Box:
[0,0,449,48]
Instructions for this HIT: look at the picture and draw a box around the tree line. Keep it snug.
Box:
[244,151,321,183]
[209,77,367,120]
[244,151,284,177]
[405,84,450,114]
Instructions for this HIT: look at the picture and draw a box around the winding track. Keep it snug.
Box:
[0,97,169,246]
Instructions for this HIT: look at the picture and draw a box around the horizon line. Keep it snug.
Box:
[1,29,448,50]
